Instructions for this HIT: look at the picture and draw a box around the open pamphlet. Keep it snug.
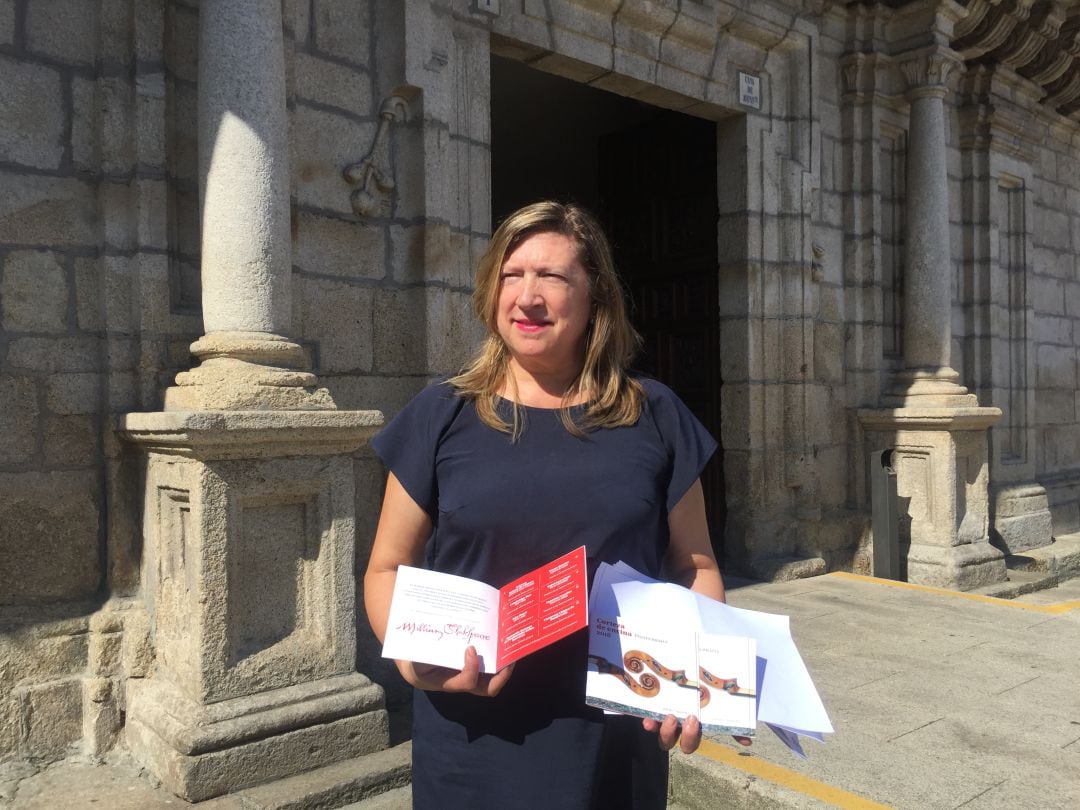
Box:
[382,546,588,674]
[588,561,833,757]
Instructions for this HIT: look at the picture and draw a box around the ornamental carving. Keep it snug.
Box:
[342,94,411,218]
[899,50,960,93]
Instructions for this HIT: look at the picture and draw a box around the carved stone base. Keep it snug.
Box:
[903,539,1007,590]
[859,405,1007,590]
[884,368,978,407]
[164,332,336,411]
[126,675,388,801]
[990,484,1054,555]
[119,409,386,799]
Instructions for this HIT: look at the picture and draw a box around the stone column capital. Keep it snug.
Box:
[898,47,963,99]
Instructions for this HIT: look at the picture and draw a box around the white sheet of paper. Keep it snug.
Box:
[611,579,833,735]
[589,561,832,755]
[381,566,501,673]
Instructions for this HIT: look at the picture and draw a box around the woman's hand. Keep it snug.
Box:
[642,715,753,753]
[643,714,702,754]
[396,646,515,697]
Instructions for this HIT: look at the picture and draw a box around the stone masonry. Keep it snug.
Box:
[2,0,1080,801]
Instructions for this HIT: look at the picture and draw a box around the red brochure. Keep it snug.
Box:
[382,546,589,673]
[496,545,589,667]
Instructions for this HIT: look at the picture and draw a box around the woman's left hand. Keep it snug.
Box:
[643,715,754,753]
[643,714,702,754]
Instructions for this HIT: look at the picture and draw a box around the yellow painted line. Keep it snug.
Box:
[697,738,893,809]
[826,571,1080,614]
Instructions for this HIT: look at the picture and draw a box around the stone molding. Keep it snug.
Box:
[858,405,1003,432]
[120,409,383,460]
[127,673,383,756]
[952,0,1080,120]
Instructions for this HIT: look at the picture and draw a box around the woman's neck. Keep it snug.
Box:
[503,358,589,408]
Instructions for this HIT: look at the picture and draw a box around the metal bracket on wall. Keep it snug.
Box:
[342,95,410,218]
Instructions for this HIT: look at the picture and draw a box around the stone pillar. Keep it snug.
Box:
[859,45,1007,590]
[120,0,390,800]
[164,0,331,412]
[890,50,971,403]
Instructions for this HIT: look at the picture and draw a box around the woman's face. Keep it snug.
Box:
[496,230,593,376]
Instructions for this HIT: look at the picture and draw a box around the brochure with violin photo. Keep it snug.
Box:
[586,616,757,736]
[382,546,588,674]
[587,560,834,757]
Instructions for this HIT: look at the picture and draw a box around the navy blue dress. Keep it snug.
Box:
[371,378,717,810]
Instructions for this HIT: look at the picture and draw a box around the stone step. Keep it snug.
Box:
[201,742,412,810]
[1003,532,1080,578]
[969,567,1060,599]
[668,749,832,810]
[339,784,412,809]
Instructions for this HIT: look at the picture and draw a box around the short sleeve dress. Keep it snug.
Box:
[370,377,717,810]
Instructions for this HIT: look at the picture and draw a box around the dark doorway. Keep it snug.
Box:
[490,56,725,559]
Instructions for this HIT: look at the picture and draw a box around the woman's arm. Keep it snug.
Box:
[664,478,725,602]
[645,478,749,752]
[363,472,514,696]
[364,472,432,643]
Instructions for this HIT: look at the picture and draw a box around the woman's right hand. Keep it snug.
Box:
[396,645,515,697]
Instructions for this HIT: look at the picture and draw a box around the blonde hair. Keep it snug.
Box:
[449,201,644,437]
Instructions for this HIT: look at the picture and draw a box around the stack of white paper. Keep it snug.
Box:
[588,562,833,757]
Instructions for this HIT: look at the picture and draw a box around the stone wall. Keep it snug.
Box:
[1029,124,1080,532]
[2,0,112,768]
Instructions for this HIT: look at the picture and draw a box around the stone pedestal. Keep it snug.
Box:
[860,407,1007,590]
[120,411,385,801]
[856,38,1008,590]
[991,483,1054,555]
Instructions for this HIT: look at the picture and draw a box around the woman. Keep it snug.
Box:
[364,201,729,809]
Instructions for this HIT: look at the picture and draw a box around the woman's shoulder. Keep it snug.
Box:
[408,377,460,405]
[629,374,712,444]
[381,378,470,432]
[631,374,682,408]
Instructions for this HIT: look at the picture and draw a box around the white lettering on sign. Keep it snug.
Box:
[738,71,761,110]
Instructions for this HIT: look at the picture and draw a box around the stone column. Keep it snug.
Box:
[164,0,331,412]
[119,0,397,800]
[890,50,972,403]
[860,45,1007,591]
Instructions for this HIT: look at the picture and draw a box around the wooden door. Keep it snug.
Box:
[598,112,725,558]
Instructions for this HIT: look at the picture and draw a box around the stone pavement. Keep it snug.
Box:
[4,572,1079,810]
[671,571,1080,810]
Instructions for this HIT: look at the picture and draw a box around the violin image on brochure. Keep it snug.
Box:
[586,616,758,737]
[587,560,834,755]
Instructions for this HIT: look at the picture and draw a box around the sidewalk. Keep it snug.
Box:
[671,573,1080,809]
[4,573,1079,809]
